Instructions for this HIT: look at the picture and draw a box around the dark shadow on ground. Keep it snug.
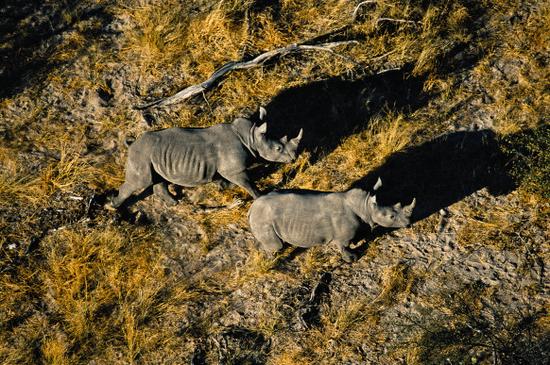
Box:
[0,0,114,98]
[246,65,430,188]
[245,0,489,184]
[335,126,540,259]
[351,129,515,224]
[261,65,427,164]
[349,123,550,257]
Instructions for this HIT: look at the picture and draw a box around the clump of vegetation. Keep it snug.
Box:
[500,124,550,199]
[0,222,197,364]
[402,281,549,364]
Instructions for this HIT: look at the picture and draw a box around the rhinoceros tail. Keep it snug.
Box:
[124,136,136,148]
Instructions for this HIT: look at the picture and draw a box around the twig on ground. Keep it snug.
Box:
[377,67,401,74]
[376,17,422,26]
[369,49,398,62]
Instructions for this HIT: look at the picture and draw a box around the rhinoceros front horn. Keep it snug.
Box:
[403,198,416,215]
[373,177,382,191]
[289,128,303,146]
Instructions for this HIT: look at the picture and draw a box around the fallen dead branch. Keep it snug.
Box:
[135,2,421,111]
[135,40,358,110]
[352,0,378,21]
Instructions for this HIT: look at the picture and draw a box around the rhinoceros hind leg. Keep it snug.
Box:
[110,182,138,208]
[213,178,235,191]
[153,182,177,206]
[110,161,154,208]
[253,226,283,254]
[335,241,357,263]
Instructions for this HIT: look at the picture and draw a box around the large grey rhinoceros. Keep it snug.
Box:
[248,179,415,262]
[108,107,302,208]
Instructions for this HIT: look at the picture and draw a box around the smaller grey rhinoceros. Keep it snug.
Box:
[108,107,303,208]
[247,178,415,262]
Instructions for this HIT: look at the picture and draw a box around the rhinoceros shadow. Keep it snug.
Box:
[260,66,427,165]
[351,129,515,226]
[0,0,115,98]
[254,126,541,262]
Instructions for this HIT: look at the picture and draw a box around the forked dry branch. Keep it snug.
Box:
[135,1,423,111]
[135,40,359,110]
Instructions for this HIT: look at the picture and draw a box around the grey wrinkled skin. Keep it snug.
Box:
[248,178,415,263]
[109,107,303,208]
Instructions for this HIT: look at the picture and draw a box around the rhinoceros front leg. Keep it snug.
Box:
[220,171,260,199]
[153,182,177,206]
[334,240,357,263]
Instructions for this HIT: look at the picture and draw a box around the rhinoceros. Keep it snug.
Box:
[108,107,303,208]
[247,178,415,262]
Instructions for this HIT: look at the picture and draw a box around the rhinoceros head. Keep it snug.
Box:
[253,107,303,163]
[366,178,415,228]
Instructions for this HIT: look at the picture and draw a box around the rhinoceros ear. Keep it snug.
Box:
[368,194,377,207]
[259,106,267,120]
[289,128,303,146]
[373,177,382,191]
[280,135,288,143]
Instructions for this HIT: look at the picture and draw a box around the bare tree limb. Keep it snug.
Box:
[134,1,420,111]
[352,0,378,21]
[135,40,358,110]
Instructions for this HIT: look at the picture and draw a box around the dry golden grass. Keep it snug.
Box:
[270,262,422,363]
[116,0,191,77]
[0,222,196,364]
[473,1,549,135]
[0,141,122,209]
[267,346,313,365]
[287,112,421,191]
[1,0,549,363]
[396,281,549,364]
[298,246,340,278]
[226,248,299,289]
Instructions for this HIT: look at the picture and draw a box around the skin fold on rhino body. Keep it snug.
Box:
[108,107,303,208]
[248,179,415,262]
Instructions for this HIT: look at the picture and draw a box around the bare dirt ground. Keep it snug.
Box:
[1,0,548,364]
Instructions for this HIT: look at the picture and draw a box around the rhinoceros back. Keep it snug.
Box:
[257,193,335,247]
[150,128,217,186]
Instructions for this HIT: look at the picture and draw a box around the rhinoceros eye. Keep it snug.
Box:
[274,144,282,152]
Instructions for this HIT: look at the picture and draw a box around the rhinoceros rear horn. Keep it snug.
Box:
[259,106,267,120]
[289,128,303,146]
[368,194,377,206]
[280,135,288,143]
[403,198,416,215]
